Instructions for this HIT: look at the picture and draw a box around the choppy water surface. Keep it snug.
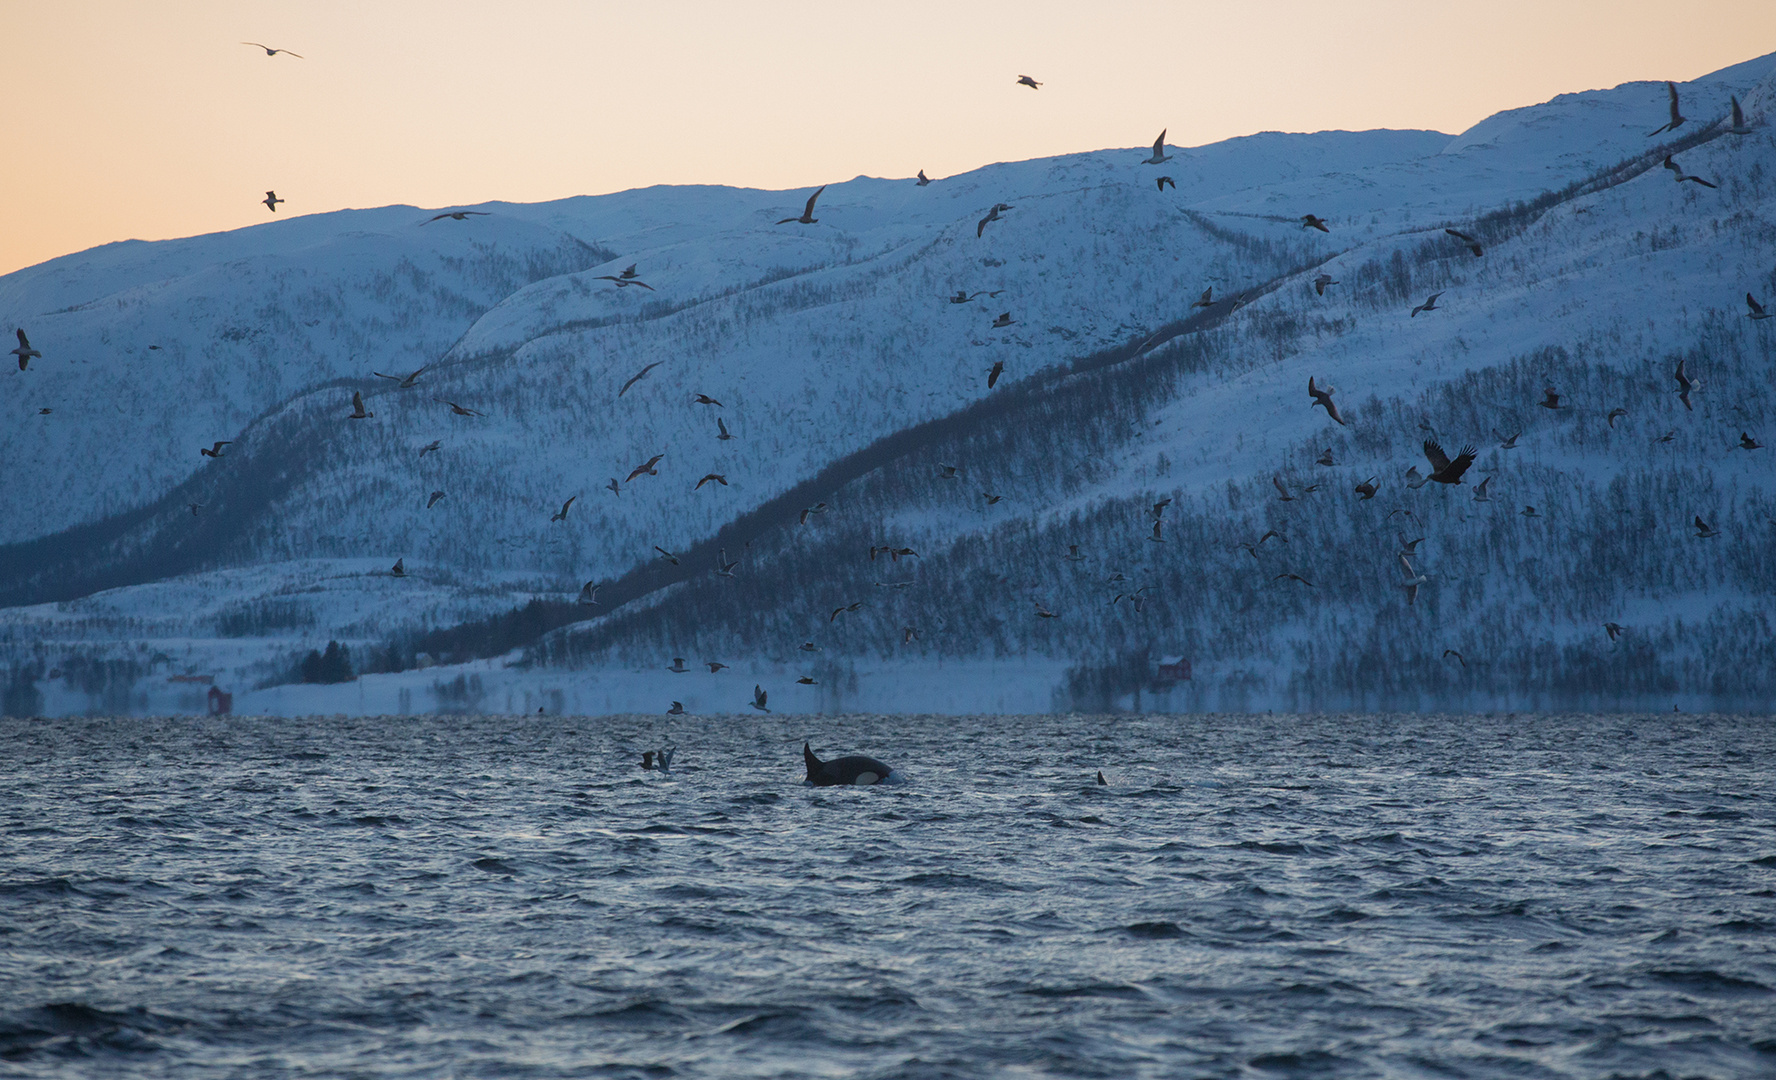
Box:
[2,713,1774,1079]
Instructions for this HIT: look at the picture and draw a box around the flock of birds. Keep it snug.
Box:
[9,57,1771,711]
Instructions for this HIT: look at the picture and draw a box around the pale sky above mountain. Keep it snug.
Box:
[4,0,1773,277]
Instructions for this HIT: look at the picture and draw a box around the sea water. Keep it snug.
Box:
[2,712,1772,1078]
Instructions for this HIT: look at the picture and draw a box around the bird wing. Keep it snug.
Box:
[1272,474,1290,497]
[15,329,26,348]
[1667,81,1680,122]
[1445,229,1473,242]
[619,361,662,396]
[1732,96,1745,126]
[1423,438,1451,473]
[1153,129,1166,155]
[1674,358,1689,387]
[803,185,826,217]
[1445,446,1477,482]
[1749,294,1765,316]
[1398,554,1415,579]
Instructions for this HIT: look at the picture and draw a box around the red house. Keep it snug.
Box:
[207,686,233,716]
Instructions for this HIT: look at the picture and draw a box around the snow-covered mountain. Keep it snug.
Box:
[3,53,1773,715]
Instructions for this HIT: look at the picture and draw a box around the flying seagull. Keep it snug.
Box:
[263,191,284,213]
[693,393,723,407]
[606,477,620,496]
[390,558,406,578]
[706,661,728,672]
[667,701,685,715]
[1604,622,1626,642]
[1313,273,1338,296]
[1539,387,1569,410]
[1607,407,1628,428]
[1308,376,1346,426]
[917,170,931,186]
[1495,429,1522,449]
[418,440,441,458]
[1398,554,1427,606]
[1016,75,1042,89]
[978,203,1011,238]
[594,274,654,291]
[1727,95,1755,136]
[1316,449,1335,466]
[421,211,489,224]
[751,685,770,712]
[243,42,302,58]
[1156,176,1175,192]
[715,548,739,576]
[1354,476,1379,500]
[618,361,663,397]
[1148,520,1165,543]
[440,400,483,416]
[1647,81,1685,137]
[1443,649,1466,667]
[427,491,445,509]
[1473,475,1492,502]
[1422,439,1477,484]
[1142,129,1171,164]
[1192,288,1215,309]
[1693,515,1719,538]
[777,185,826,225]
[695,473,728,489]
[348,391,374,419]
[988,360,1004,388]
[11,329,41,370]
[1740,432,1763,450]
[654,545,680,565]
[550,496,576,522]
[949,290,982,304]
[1273,474,1297,502]
[668,657,688,673]
[1444,229,1483,256]
[576,581,600,606]
[1300,214,1330,232]
[797,676,817,685]
[626,454,665,482]
[1521,506,1541,519]
[1746,294,1771,320]
[373,365,426,387]
[199,441,232,458]
[716,416,735,441]
[1673,358,1701,410]
[982,492,1004,506]
[1662,156,1716,188]
[1410,292,1443,317]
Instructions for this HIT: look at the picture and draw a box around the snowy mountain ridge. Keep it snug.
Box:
[3,55,1774,715]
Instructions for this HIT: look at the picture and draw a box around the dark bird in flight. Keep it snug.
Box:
[418,440,441,457]
[752,685,769,712]
[374,365,427,387]
[796,676,817,685]
[1521,506,1541,518]
[830,601,865,622]
[1410,292,1443,317]
[1494,429,1522,449]
[982,492,1004,506]
[1726,96,1755,135]
[800,502,829,524]
[1662,156,1716,188]
[704,661,728,673]
[1746,294,1771,320]
[263,191,284,213]
[1443,649,1466,667]
[667,701,685,715]
[799,641,820,652]
[696,473,728,489]
[1354,476,1379,500]
[1740,432,1763,450]
[626,454,665,482]
[1673,361,1696,414]
[668,657,689,673]
[12,329,41,370]
[1316,449,1336,467]
[1016,75,1042,89]
[1151,497,1172,519]
[1654,430,1676,444]
[988,360,1004,388]
[37,408,50,415]
[1308,376,1346,425]
[199,441,232,458]
[187,502,203,516]
[1604,622,1626,642]
[1274,573,1314,587]
[348,391,374,419]
[1647,81,1685,136]
[992,311,1014,328]
[949,290,983,304]
[1693,515,1719,538]
[1192,288,1215,309]
[1156,176,1175,191]
[715,548,739,576]
[618,264,640,280]
[1422,439,1477,484]
[777,185,826,225]
[427,491,445,508]
[576,581,600,606]
[1259,529,1288,547]
[421,211,489,224]
[594,274,654,290]
[1313,273,1338,297]
[917,169,931,186]
[654,545,680,565]
[978,203,1012,237]
[1036,602,1059,619]
[1272,474,1296,502]
[243,42,302,57]
[1538,387,1569,410]
[606,477,620,496]
[440,400,483,416]
[1142,129,1171,164]
[693,393,723,406]
[716,416,735,441]
[1148,520,1164,543]
[1607,407,1628,428]
[1444,229,1483,256]
[619,361,663,397]
[937,463,959,479]
[390,558,406,578]
[1300,214,1329,232]
[551,496,576,522]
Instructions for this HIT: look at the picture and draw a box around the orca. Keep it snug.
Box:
[803,741,897,786]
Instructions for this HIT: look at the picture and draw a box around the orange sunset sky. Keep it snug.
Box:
[4,1,1774,278]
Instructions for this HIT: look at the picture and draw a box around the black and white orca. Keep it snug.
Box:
[803,741,898,786]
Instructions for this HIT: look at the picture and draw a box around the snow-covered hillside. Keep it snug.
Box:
[3,54,1773,715]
